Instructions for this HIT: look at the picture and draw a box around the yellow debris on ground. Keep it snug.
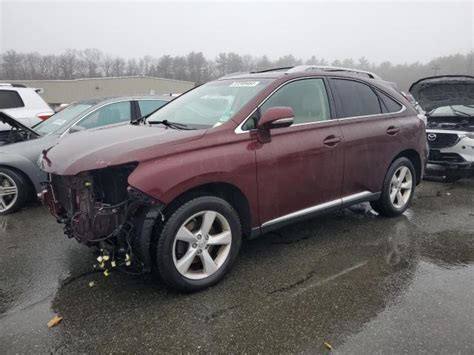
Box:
[47,315,63,328]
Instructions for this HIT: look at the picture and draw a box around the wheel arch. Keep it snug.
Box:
[162,182,253,239]
[392,149,422,184]
[0,164,36,197]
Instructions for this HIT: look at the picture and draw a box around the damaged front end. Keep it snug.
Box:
[42,163,164,272]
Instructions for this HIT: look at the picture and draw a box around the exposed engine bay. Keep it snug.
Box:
[0,112,39,145]
[427,116,474,132]
[44,163,164,273]
[0,127,36,146]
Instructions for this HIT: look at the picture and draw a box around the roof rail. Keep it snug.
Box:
[250,67,294,73]
[0,83,27,88]
[286,65,381,79]
[218,71,249,79]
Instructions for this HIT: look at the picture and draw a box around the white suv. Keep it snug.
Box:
[0,84,54,132]
[410,76,474,181]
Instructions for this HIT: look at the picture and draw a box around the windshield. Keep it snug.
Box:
[430,105,474,117]
[146,79,272,128]
[34,103,92,135]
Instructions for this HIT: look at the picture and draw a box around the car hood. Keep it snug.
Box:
[0,134,58,156]
[0,111,40,137]
[41,123,206,175]
[409,75,474,113]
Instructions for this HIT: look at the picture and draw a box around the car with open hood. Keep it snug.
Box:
[40,65,427,292]
[0,83,54,132]
[0,95,171,215]
[409,75,474,181]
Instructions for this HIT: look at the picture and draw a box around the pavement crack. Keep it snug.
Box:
[267,269,318,295]
[204,304,240,322]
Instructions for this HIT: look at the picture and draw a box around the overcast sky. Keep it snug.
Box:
[1,0,473,64]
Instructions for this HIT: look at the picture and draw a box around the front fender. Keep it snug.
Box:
[0,152,45,193]
[127,144,258,225]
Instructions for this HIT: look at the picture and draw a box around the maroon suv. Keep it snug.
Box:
[41,66,428,292]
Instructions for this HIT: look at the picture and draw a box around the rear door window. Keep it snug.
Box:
[0,90,25,109]
[332,79,382,118]
[138,100,167,117]
[78,101,132,129]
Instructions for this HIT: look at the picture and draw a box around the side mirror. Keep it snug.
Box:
[257,106,294,130]
[68,125,86,134]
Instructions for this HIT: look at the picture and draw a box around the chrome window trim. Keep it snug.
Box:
[335,105,406,122]
[261,191,375,228]
[61,99,133,137]
[234,77,407,134]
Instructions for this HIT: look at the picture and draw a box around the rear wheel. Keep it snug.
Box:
[0,168,29,215]
[154,196,242,292]
[371,157,416,217]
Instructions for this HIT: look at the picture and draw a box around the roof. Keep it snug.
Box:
[218,65,382,81]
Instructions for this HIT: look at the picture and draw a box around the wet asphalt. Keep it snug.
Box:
[0,180,473,354]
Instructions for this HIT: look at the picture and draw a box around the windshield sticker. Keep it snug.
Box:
[52,119,66,125]
[229,81,260,87]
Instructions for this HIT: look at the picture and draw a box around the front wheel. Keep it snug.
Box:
[371,157,416,217]
[0,168,29,215]
[154,196,242,292]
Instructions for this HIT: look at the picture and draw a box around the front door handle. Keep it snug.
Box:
[323,135,342,146]
[386,126,400,135]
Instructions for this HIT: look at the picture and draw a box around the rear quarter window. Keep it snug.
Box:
[332,79,382,118]
[0,90,25,109]
[377,90,403,113]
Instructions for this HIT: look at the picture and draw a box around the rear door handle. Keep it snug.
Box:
[323,135,342,146]
[386,126,400,135]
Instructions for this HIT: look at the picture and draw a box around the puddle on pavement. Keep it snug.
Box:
[1,181,473,352]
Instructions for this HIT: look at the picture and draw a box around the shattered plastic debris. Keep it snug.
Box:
[324,341,333,350]
[47,315,63,328]
[103,269,111,277]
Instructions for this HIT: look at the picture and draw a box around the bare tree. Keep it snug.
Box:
[102,55,114,77]
[81,48,102,77]
[111,57,126,77]
[1,48,473,91]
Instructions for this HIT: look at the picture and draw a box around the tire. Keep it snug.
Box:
[154,196,242,292]
[370,157,416,217]
[0,167,29,215]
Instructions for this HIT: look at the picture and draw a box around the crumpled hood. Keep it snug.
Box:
[41,124,206,175]
[409,75,474,112]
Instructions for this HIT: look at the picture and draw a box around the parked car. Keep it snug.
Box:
[0,95,171,215]
[409,75,474,182]
[0,83,54,134]
[41,66,427,292]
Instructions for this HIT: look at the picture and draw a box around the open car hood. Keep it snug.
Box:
[0,111,40,137]
[409,76,474,113]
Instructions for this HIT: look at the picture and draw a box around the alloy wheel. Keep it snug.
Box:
[389,166,413,209]
[172,210,232,280]
[0,173,18,213]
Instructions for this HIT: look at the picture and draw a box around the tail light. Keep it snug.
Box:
[37,112,53,121]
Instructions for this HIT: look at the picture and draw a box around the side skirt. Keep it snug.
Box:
[249,191,381,238]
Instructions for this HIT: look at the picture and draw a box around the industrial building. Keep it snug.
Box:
[8,76,195,105]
